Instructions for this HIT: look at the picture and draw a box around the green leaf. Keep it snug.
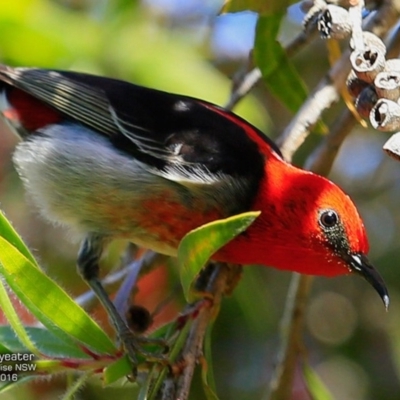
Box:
[0,342,12,354]
[0,326,90,359]
[201,324,219,400]
[178,211,260,303]
[103,355,132,386]
[0,211,38,267]
[0,280,39,355]
[0,376,36,393]
[146,319,193,400]
[303,363,334,400]
[202,364,219,400]
[0,236,116,355]
[221,0,295,15]
[254,14,308,113]
[61,372,93,400]
[138,366,157,400]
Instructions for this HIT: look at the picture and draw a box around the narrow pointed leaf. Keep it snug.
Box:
[61,372,93,400]
[0,211,38,266]
[254,15,308,112]
[0,342,12,354]
[178,211,260,302]
[0,326,89,359]
[0,376,35,393]
[103,355,132,385]
[138,366,157,400]
[147,318,193,400]
[201,324,219,400]
[201,363,219,400]
[0,280,39,355]
[303,363,334,400]
[0,236,116,354]
[0,213,85,352]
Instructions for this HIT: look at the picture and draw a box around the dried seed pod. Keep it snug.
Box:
[374,71,400,101]
[303,2,325,32]
[335,0,356,6]
[318,5,352,39]
[384,58,400,73]
[347,70,370,98]
[350,47,386,83]
[370,98,400,131]
[383,132,400,161]
[355,85,378,119]
[300,0,314,14]
[350,31,386,56]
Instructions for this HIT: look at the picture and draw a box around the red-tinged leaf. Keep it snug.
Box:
[221,0,295,15]
[178,211,260,303]
[0,236,116,355]
[254,14,308,112]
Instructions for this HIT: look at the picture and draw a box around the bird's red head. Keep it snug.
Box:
[218,155,388,308]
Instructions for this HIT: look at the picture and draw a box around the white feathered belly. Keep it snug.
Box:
[13,124,225,256]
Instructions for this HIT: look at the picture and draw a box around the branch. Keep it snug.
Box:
[277,0,400,160]
[267,274,313,400]
[161,263,242,400]
[224,24,319,111]
[306,15,400,175]
[267,1,400,399]
[74,249,166,312]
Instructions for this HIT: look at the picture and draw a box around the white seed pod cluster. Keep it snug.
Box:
[383,131,400,160]
[349,31,400,159]
[347,33,400,133]
[303,1,353,37]
[350,33,387,84]
[317,5,352,40]
[302,1,400,159]
[302,2,398,132]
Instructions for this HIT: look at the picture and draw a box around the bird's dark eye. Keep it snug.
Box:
[319,209,339,228]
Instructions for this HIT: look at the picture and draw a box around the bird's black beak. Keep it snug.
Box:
[342,252,389,310]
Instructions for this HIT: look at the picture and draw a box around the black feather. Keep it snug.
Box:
[0,66,281,210]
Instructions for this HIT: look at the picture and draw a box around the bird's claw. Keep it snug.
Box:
[119,329,170,371]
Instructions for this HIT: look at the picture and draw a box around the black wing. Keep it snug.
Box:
[0,66,278,191]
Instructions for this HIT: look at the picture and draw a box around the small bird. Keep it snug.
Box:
[0,65,389,358]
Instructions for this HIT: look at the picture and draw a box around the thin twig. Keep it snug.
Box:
[304,108,356,175]
[306,21,400,176]
[267,274,313,400]
[277,0,400,160]
[224,25,319,111]
[225,68,262,111]
[175,263,231,400]
[161,376,176,400]
[275,34,354,159]
[113,251,160,318]
[75,250,166,311]
[348,0,365,51]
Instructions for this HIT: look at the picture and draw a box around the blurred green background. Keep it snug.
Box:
[0,0,400,399]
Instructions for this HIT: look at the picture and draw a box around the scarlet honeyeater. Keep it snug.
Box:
[0,66,389,359]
